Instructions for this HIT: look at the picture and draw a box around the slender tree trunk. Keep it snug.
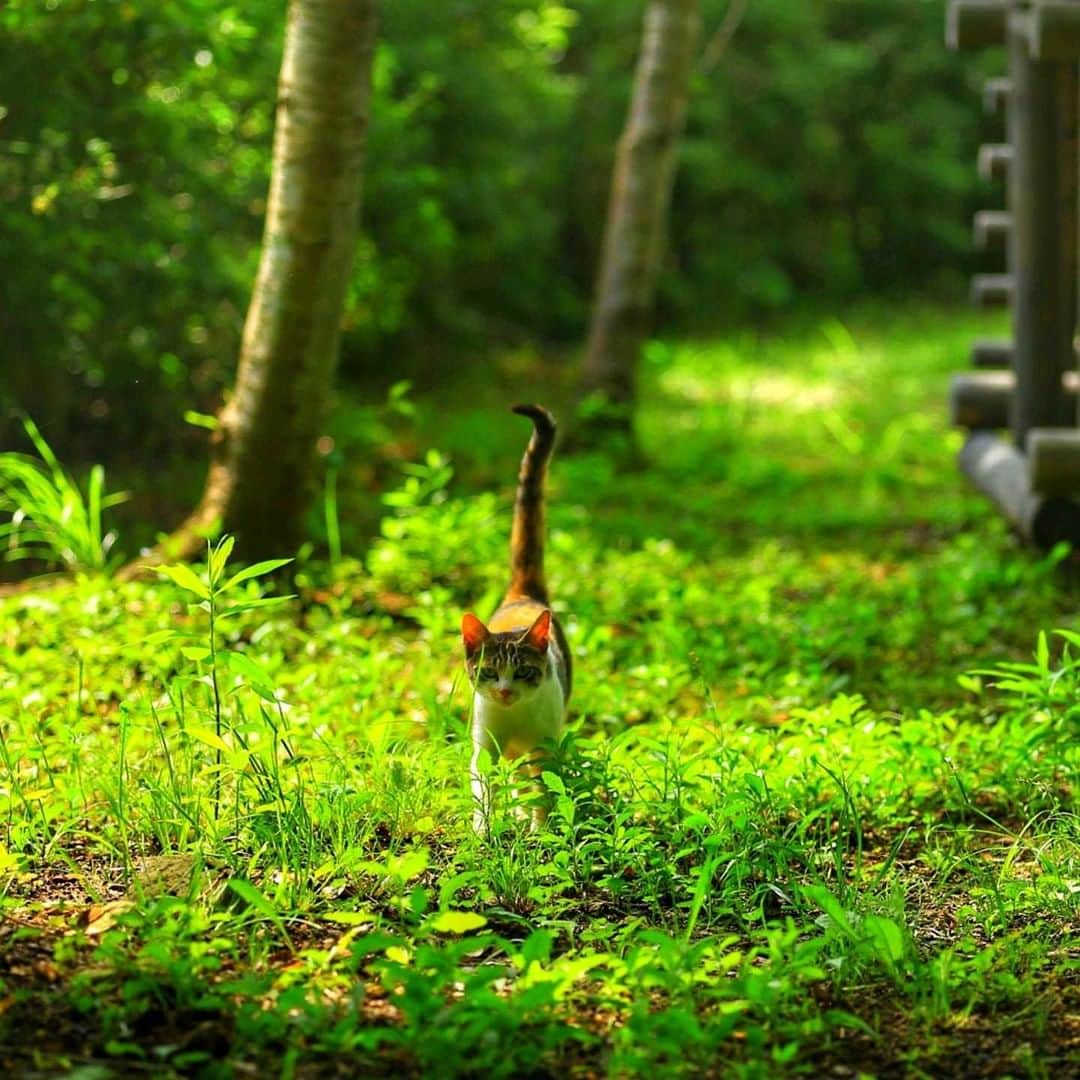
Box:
[161,0,378,562]
[579,0,700,441]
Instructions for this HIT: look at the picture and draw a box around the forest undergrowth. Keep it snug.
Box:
[1,306,1077,1078]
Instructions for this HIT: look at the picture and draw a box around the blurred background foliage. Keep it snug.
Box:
[0,0,995,467]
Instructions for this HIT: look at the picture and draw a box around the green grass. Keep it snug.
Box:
[0,415,127,574]
[1,304,1078,1078]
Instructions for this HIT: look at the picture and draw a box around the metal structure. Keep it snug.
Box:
[948,0,1080,546]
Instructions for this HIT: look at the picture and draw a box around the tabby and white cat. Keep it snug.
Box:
[462,404,571,832]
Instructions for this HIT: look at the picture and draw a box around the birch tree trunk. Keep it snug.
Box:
[580,0,700,440]
[164,0,378,561]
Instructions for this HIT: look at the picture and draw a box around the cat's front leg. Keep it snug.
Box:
[512,754,552,830]
[470,763,491,836]
[470,720,498,836]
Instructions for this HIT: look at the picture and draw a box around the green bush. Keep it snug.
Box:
[0,0,995,462]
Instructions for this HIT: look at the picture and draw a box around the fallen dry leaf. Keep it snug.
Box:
[84,899,135,936]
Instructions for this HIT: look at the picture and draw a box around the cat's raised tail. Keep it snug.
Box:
[506,403,556,604]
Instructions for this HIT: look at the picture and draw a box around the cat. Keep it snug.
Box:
[462,404,571,833]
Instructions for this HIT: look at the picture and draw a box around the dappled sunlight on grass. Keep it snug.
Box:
[616,305,1005,547]
[2,306,1075,1077]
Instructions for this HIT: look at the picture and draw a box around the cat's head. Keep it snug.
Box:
[461,610,551,707]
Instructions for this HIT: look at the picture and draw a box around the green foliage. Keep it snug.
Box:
[670,0,991,316]
[1,0,995,463]
[0,415,127,572]
[150,536,295,835]
[1,310,1076,1075]
[0,0,276,454]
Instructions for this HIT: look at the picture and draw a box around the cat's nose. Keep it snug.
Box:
[497,687,513,702]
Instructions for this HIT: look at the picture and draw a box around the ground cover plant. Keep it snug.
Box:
[1,305,1077,1077]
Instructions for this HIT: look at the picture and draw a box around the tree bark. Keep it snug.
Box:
[579,0,700,439]
[161,0,378,563]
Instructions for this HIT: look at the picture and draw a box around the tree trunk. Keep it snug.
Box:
[579,0,700,441]
[162,0,378,563]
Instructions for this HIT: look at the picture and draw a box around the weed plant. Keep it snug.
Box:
[0,416,127,573]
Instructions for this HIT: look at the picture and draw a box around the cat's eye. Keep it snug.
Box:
[478,667,498,681]
[514,666,540,680]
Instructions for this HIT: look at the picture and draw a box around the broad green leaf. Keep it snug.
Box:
[218,596,296,617]
[247,683,284,705]
[357,849,430,883]
[155,563,210,599]
[222,558,293,593]
[803,884,857,938]
[209,535,235,584]
[228,878,276,918]
[188,727,231,754]
[181,646,211,662]
[224,649,275,690]
[388,849,429,881]
[546,953,608,982]
[0,844,22,875]
[716,999,750,1016]
[862,915,908,966]
[322,911,376,926]
[1036,630,1049,673]
[227,879,290,949]
[824,1009,876,1034]
[541,770,565,795]
[520,929,554,966]
[428,911,487,934]
[184,410,218,430]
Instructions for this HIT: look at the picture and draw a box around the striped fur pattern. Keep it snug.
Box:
[506,403,555,603]
[462,405,570,832]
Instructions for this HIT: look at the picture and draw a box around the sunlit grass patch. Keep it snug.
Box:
[0,305,1076,1076]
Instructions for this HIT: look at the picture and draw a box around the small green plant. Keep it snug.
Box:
[153,536,293,825]
[973,628,1080,748]
[0,415,127,572]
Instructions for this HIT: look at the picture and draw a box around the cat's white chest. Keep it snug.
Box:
[471,675,564,761]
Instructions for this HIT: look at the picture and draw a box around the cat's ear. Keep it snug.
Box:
[525,609,551,651]
[462,613,489,656]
